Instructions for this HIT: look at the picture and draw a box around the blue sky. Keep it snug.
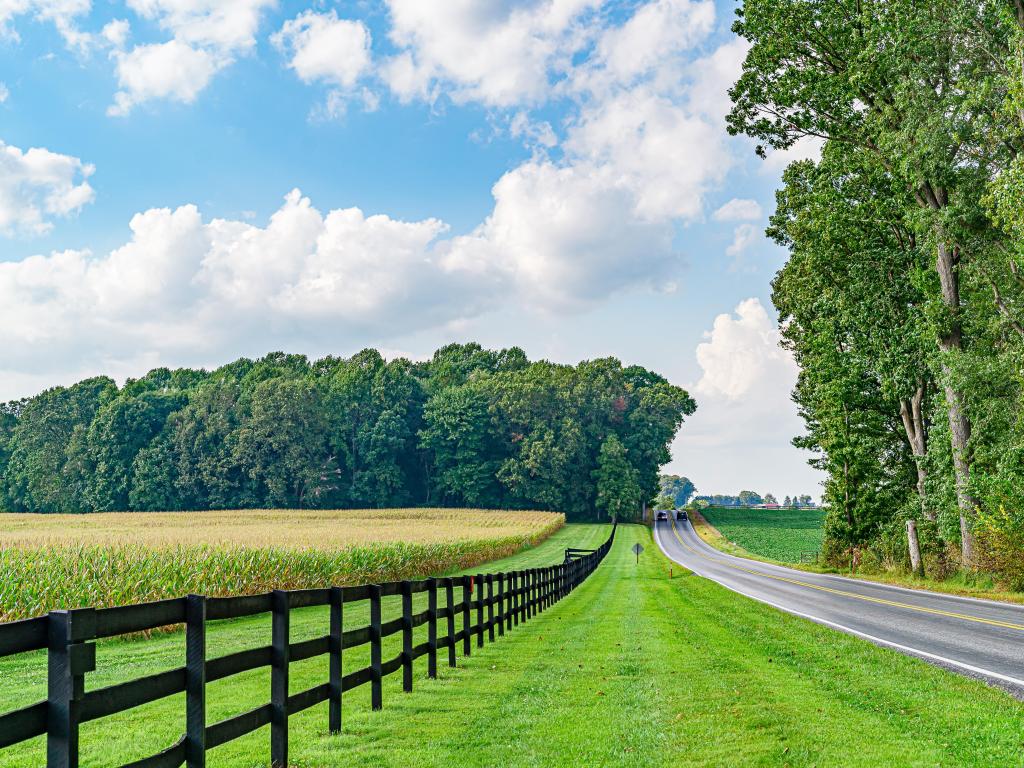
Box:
[0,0,824,499]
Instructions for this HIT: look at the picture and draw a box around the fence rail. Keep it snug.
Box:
[0,525,615,768]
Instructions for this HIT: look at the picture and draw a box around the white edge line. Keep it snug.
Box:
[652,522,1024,691]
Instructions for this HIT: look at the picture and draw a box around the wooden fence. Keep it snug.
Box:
[0,526,615,768]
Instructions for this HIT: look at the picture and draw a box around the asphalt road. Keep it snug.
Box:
[654,516,1024,695]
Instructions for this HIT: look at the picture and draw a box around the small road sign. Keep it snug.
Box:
[631,542,644,563]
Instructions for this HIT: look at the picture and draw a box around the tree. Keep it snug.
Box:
[660,475,696,506]
[654,494,676,511]
[738,490,762,506]
[763,493,778,505]
[593,435,641,522]
[729,0,1021,564]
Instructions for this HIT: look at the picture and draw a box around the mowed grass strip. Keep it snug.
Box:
[292,525,1022,768]
[0,508,563,621]
[701,506,825,562]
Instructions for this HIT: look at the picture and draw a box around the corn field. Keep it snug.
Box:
[0,509,564,622]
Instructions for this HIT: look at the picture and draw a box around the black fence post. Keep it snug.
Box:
[47,607,95,768]
[461,576,472,657]
[329,586,344,734]
[185,594,207,768]
[444,577,457,668]
[271,590,290,768]
[475,574,485,648]
[512,572,520,627]
[402,581,414,693]
[486,575,495,642]
[370,585,383,710]
[495,574,505,638]
[505,573,513,633]
[427,578,438,680]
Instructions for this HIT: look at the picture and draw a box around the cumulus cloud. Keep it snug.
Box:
[109,40,218,116]
[0,190,500,375]
[0,0,92,50]
[273,10,373,118]
[667,297,820,495]
[0,140,95,236]
[695,298,796,401]
[382,0,602,106]
[110,0,274,114]
[713,198,762,222]
[0,83,7,103]
[725,222,760,272]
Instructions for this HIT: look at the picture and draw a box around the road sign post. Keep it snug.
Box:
[631,543,644,564]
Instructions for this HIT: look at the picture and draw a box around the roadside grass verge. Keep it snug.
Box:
[0,509,563,621]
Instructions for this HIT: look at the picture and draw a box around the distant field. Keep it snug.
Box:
[0,508,563,621]
[700,506,825,563]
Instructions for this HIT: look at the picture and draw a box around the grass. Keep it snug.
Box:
[3,524,1023,766]
[699,506,826,563]
[0,509,563,621]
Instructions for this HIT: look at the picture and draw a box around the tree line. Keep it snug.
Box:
[729,0,1024,587]
[691,492,815,508]
[0,344,695,521]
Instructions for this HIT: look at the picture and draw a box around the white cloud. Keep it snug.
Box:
[273,10,373,119]
[0,82,7,103]
[0,139,95,236]
[695,298,795,400]
[671,297,821,497]
[725,223,759,271]
[0,0,91,50]
[565,86,729,221]
[713,198,762,222]
[109,40,218,116]
[382,0,602,106]
[685,35,749,122]
[274,11,372,88]
[573,0,715,97]
[110,0,274,114]
[446,161,678,307]
[0,190,496,376]
[760,135,825,173]
[101,18,130,49]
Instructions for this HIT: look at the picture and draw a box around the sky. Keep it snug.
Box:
[0,0,825,500]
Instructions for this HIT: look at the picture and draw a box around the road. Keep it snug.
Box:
[654,515,1024,695]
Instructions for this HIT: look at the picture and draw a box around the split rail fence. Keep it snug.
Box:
[0,525,615,768]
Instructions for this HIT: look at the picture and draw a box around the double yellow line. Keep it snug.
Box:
[666,516,1024,633]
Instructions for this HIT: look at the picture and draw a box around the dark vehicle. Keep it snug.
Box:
[656,510,668,521]
[676,510,687,520]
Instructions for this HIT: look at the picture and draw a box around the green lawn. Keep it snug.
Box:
[3,523,1023,767]
[701,506,826,562]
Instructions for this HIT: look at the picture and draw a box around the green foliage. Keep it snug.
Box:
[731,0,1024,580]
[592,435,642,521]
[0,347,695,521]
[658,474,695,506]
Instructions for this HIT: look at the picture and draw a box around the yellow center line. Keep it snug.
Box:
[666,516,1024,633]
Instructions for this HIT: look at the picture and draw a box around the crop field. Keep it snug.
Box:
[699,506,825,563]
[0,508,563,622]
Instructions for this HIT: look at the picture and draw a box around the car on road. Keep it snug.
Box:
[676,510,687,520]
[656,510,668,521]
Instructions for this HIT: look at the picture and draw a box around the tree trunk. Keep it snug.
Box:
[906,519,924,578]
[933,233,978,567]
[898,382,932,521]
